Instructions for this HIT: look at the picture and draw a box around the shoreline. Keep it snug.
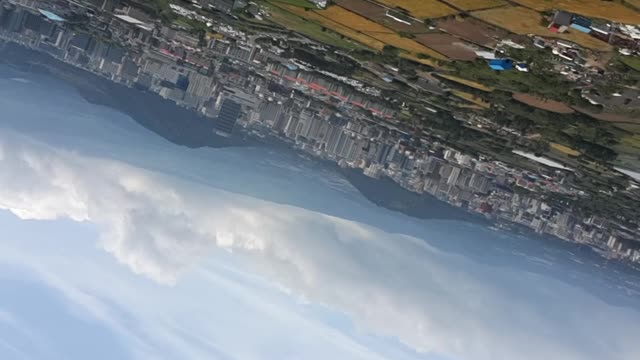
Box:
[0,42,480,225]
[2,41,639,271]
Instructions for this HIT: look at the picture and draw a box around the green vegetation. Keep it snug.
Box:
[451,60,574,101]
[124,0,174,22]
[620,56,640,72]
[173,16,208,35]
[268,0,316,8]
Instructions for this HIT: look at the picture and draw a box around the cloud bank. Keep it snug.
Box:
[1,130,640,360]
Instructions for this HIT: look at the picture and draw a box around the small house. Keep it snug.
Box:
[552,11,573,26]
[489,59,513,71]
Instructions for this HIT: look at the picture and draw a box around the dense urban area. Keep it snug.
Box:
[1,0,640,264]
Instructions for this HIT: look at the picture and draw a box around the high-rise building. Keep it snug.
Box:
[214,99,241,136]
[447,167,462,186]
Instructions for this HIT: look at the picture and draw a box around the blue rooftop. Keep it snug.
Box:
[38,9,65,22]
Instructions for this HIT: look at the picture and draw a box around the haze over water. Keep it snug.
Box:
[1,64,640,360]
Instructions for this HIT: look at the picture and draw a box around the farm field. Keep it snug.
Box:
[414,33,477,60]
[512,93,575,114]
[295,5,448,60]
[436,73,494,92]
[437,18,501,48]
[263,3,364,50]
[273,3,387,50]
[333,0,428,34]
[472,6,613,51]
[443,0,507,11]
[551,143,581,156]
[374,0,458,18]
[510,0,640,24]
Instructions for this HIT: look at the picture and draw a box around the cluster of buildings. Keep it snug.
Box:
[1,0,639,264]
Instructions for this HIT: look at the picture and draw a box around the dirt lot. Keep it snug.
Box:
[333,0,428,34]
[414,33,477,60]
[511,0,640,24]
[437,18,502,48]
[513,93,575,114]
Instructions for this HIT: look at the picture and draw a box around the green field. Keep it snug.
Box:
[268,0,316,7]
[620,56,640,72]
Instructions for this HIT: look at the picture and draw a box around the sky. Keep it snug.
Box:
[1,65,640,360]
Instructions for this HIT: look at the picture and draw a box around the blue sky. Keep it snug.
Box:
[1,67,640,360]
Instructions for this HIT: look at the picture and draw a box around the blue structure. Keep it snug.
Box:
[570,16,592,33]
[489,59,513,71]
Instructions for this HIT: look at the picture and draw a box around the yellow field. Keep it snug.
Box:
[375,0,458,18]
[438,74,494,92]
[452,90,491,108]
[444,0,507,11]
[472,6,613,51]
[511,0,640,24]
[276,4,386,50]
[551,143,581,156]
[281,4,448,60]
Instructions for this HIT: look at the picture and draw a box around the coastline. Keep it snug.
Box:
[2,42,639,269]
[0,42,483,225]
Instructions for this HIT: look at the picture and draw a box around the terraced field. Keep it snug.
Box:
[375,0,458,18]
[511,0,640,24]
[472,6,613,51]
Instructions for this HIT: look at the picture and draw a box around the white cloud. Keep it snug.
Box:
[1,130,640,360]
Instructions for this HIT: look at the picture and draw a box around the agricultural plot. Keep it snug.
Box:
[275,3,387,50]
[309,5,448,60]
[512,93,575,114]
[436,73,494,92]
[510,0,640,24]
[437,17,502,48]
[264,3,364,50]
[333,0,428,34]
[414,33,477,60]
[443,0,507,11]
[375,0,458,18]
[472,6,613,51]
